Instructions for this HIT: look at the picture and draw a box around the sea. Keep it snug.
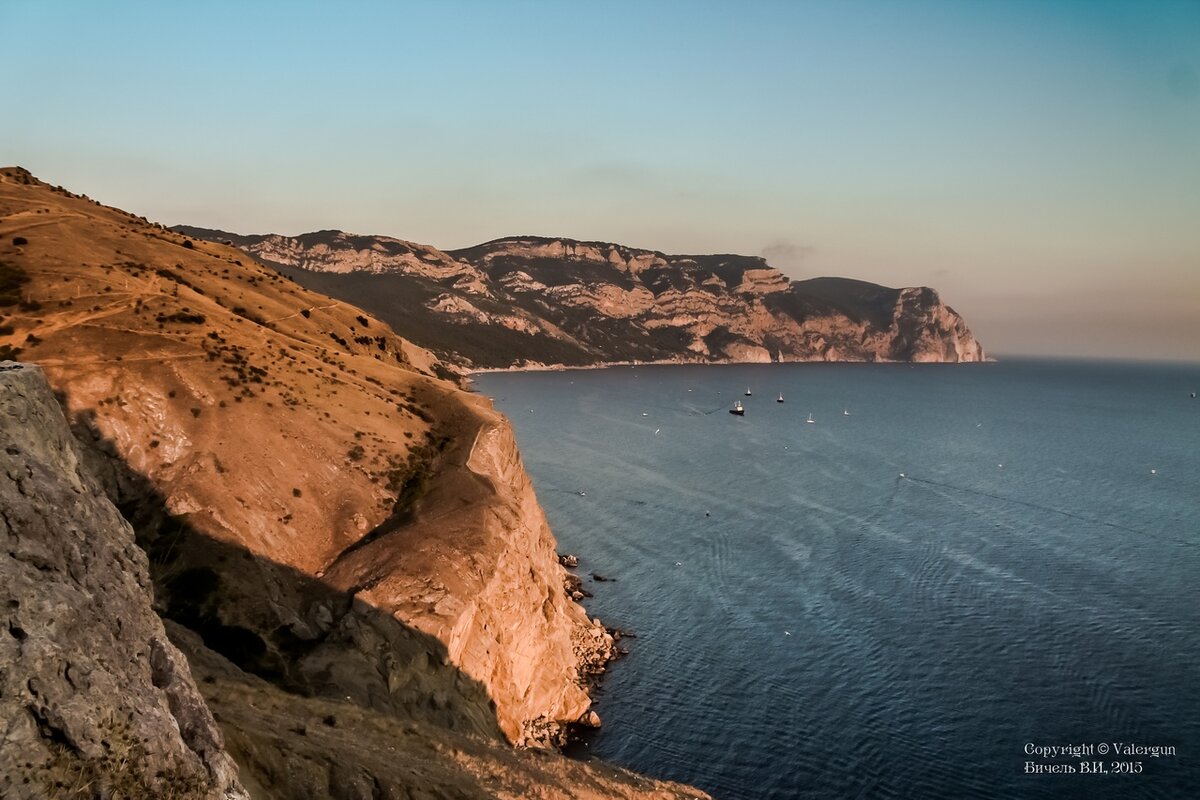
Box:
[473,359,1200,800]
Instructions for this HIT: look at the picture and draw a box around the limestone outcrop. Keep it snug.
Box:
[174,227,987,368]
[321,393,614,745]
[0,362,246,800]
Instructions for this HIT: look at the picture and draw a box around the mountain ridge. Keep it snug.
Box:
[175,225,986,369]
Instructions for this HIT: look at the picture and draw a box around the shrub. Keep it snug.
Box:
[156,311,207,324]
[20,712,212,799]
[154,267,199,292]
[231,306,265,324]
[0,261,30,306]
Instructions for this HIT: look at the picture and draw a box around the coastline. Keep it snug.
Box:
[468,358,1200,797]
[464,353,1000,739]
[466,354,998,381]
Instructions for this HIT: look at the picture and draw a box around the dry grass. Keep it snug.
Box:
[0,165,462,576]
[17,714,210,800]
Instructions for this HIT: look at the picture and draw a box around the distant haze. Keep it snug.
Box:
[2,1,1197,360]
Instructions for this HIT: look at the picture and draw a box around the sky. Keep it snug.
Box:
[2,1,1197,360]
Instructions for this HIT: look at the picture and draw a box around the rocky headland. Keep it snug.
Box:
[175,227,986,369]
[0,167,709,798]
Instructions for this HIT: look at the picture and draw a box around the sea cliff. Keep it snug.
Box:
[175,227,987,369]
[0,167,709,798]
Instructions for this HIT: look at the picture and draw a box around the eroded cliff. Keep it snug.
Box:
[0,166,690,796]
[321,391,613,744]
[0,360,708,799]
[174,227,986,368]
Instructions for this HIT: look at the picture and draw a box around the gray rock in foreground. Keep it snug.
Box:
[0,362,246,800]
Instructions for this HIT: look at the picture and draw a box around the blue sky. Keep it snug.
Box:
[3,1,1197,359]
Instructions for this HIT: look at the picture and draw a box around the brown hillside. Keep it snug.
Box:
[1,167,444,574]
[0,167,707,797]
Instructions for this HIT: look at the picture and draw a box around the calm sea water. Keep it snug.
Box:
[474,360,1200,799]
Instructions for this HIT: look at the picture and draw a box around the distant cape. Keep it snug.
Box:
[174,226,986,369]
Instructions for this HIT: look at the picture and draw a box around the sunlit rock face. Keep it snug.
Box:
[178,226,986,368]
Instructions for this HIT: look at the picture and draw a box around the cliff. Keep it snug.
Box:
[0,167,709,797]
[320,393,614,744]
[174,227,986,368]
[0,363,246,800]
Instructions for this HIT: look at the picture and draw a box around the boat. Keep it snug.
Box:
[730,401,745,416]
[806,413,815,424]
[744,387,753,396]
[777,393,784,403]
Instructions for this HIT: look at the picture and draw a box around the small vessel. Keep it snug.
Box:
[730,401,746,416]
[745,387,753,396]
[777,393,784,403]
[806,413,815,424]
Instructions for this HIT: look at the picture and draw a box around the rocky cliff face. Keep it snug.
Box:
[321,393,613,745]
[0,167,646,782]
[175,227,986,368]
[0,362,246,800]
[0,358,708,799]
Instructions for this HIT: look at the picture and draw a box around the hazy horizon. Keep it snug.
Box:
[2,1,1197,361]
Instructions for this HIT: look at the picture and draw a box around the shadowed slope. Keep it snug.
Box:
[1,363,246,800]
